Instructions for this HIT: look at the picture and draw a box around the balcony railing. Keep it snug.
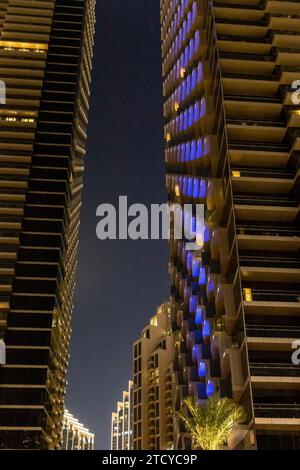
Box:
[246,325,300,338]
[250,363,300,377]
[240,256,300,269]
[249,290,300,303]
[254,404,300,419]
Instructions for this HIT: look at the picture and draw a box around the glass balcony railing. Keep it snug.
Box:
[254,404,300,419]
[240,256,300,269]
[250,363,300,377]
[237,225,300,237]
[234,195,299,207]
[246,325,300,338]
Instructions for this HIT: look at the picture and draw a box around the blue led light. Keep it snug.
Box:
[183,21,187,42]
[192,259,200,277]
[187,11,192,33]
[206,380,215,398]
[191,68,197,90]
[199,267,206,285]
[192,2,197,24]
[185,142,190,162]
[203,320,210,337]
[181,80,186,102]
[195,306,203,325]
[189,38,194,61]
[196,138,203,159]
[183,176,188,196]
[188,106,194,128]
[184,46,189,67]
[180,53,184,70]
[184,109,189,131]
[191,140,196,161]
[179,112,184,133]
[204,224,210,242]
[186,74,191,97]
[189,295,197,314]
[198,361,206,377]
[199,179,207,198]
[188,177,193,196]
[194,102,199,124]
[180,143,185,163]
[187,252,193,271]
[193,178,199,198]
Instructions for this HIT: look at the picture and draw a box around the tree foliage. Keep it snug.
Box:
[177,394,247,450]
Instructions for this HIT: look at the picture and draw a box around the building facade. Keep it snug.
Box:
[61,410,94,450]
[0,0,96,449]
[161,0,300,450]
[111,380,133,450]
[132,302,174,450]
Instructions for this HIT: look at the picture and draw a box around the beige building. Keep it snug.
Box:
[111,381,133,450]
[161,0,300,451]
[61,410,94,450]
[132,302,174,450]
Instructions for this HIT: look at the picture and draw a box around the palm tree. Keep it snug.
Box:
[177,394,247,450]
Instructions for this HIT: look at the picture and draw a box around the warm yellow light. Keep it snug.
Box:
[166,133,171,142]
[293,109,300,116]
[175,184,180,196]
[0,40,48,51]
[232,171,241,178]
[243,288,252,302]
[180,67,186,79]
[174,102,180,112]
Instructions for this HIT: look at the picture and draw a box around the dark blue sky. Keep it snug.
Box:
[66,0,169,449]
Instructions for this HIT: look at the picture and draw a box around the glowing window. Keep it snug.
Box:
[243,288,253,302]
[232,171,241,178]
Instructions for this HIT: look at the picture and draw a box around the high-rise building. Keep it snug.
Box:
[61,410,94,450]
[111,380,133,450]
[0,0,96,449]
[132,302,174,450]
[161,0,300,450]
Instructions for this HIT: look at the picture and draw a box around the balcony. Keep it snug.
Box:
[246,324,300,338]
[229,148,290,168]
[254,403,300,419]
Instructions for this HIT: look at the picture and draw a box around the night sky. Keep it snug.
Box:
[66,1,169,449]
